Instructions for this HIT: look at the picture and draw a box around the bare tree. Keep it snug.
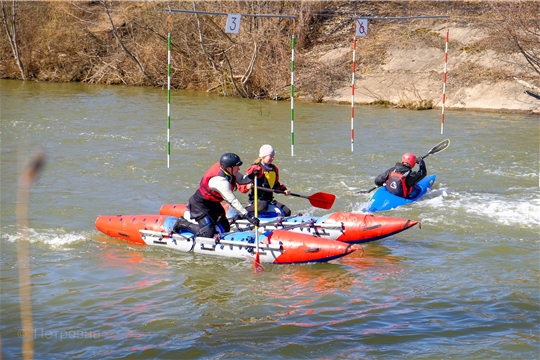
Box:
[493,1,540,76]
[1,0,25,80]
[101,0,155,85]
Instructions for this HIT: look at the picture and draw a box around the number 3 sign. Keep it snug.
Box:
[226,14,242,34]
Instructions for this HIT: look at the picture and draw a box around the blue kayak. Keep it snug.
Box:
[365,174,437,212]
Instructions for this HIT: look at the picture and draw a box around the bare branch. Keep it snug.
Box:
[224,55,247,98]
[101,0,155,85]
[492,1,539,76]
[193,0,218,72]
[1,0,25,80]
[242,40,258,86]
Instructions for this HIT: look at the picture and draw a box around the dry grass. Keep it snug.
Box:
[1,1,537,101]
[396,99,434,110]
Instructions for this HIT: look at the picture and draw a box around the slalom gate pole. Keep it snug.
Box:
[291,32,295,157]
[351,32,357,152]
[167,10,172,167]
[167,8,298,158]
[441,21,449,135]
[354,14,449,136]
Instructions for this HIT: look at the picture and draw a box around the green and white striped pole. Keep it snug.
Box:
[167,14,171,168]
[290,33,295,157]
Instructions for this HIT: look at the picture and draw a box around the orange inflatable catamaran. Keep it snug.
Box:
[158,203,419,244]
[95,214,360,265]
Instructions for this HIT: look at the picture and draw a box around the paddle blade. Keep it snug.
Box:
[246,253,264,273]
[254,252,263,273]
[308,192,336,210]
[427,139,450,156]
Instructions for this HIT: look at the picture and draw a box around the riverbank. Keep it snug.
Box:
[1,1,538,114]
[310,25,540,114]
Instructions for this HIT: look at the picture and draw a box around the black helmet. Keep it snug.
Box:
[220,153,243,168]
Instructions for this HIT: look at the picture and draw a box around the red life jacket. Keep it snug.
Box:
[386,169,411,197]
[198,162,236,202]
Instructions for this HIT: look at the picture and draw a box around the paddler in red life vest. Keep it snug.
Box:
[239,144,292,216]
[181,153,260,238]
[374,152,427,198]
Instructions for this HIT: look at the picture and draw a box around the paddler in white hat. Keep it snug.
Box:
[239,144,292,216]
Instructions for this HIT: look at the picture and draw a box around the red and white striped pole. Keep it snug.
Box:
[351,34,357,152]
[441,23,449,135]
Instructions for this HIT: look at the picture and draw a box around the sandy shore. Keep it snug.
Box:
[325,27,540,114]
[329,76,540,114]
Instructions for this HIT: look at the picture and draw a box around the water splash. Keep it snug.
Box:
[3,228,89,248]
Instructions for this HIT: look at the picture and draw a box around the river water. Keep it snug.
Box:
[1,79,539,359]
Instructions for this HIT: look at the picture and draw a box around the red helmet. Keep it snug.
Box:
[401,153,417,168]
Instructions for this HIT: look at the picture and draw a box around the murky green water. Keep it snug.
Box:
[1,79,538,359]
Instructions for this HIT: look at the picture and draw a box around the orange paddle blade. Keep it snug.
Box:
[307,192,336,210]
[246,254,264,273]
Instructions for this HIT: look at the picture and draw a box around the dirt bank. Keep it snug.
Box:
[318,25,539,114]
[1,1,538,114]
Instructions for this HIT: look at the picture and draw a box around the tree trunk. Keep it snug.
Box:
[1,0,26,80]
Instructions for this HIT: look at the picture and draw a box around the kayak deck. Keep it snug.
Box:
[159,206,419,244]
[366,174,437,212]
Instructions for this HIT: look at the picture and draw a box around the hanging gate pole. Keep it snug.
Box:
[441,21,449,135]
[166,9,172,168]
[351,33,357,152]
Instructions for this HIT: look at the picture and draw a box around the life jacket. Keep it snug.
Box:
[261,163,279,189]
[249,163,280,202]
[199,162,236,202]
[386,169,411,197]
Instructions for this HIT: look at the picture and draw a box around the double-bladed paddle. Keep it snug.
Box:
[257,187,336,210]
[357,139,451,194]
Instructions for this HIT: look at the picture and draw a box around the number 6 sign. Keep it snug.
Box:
[226,14,241,34]
[356,18,368,37]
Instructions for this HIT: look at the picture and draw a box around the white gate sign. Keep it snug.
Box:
[356,18,368,37]
[226,14,241,34]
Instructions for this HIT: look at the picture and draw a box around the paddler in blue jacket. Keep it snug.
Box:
[174,153,259,237]
[374,153,427,198]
